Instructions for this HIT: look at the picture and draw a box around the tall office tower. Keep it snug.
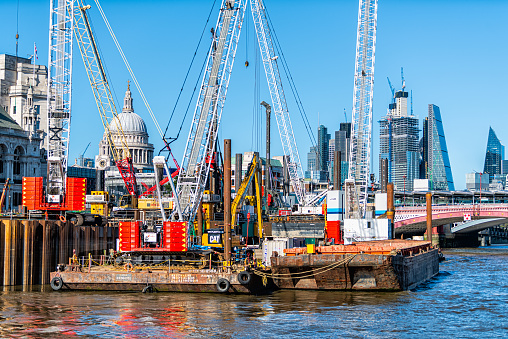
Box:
[379,89,419,191]
[317,125,330,172]
[306,146,318,179]
[425,104,454,190]
[483,127,505,182]
[335,122,352,162]
[332,122,351,186]
[328,139,335,163]
[419,117,429,179]
[328,138,335,181]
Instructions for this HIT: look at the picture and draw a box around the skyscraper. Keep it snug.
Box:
[425,104,454,191]
[335,122,351,163]
[483,127,505,181]
[330,122,351,187]
[379,89,419,191]
[317,125,330,173]
[306,146,318,179]
[328,138,335,181]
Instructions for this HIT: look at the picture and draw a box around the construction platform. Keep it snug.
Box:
[268,240,439,291]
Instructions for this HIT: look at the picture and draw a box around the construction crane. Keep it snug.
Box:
[78,142,91,166]
[72,1,139,197]
[175,0,305,248]
[23,0,152,218]
[22,0,88,215]
[401,66,406,92]
[387,77,395,103]
[346,0,378,219]
[45,0,74,205]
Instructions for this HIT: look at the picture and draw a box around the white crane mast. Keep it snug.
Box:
[176,0,247,224]
[250,0,305,204]
[46,0,74,202]
[347,0,378,218]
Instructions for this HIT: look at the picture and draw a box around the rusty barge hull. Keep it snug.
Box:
[50,269,272,294]
[271,249,439,291]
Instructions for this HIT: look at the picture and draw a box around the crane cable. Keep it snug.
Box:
[162,0,219,145]
[94,0,164,140]
[263,3,317,150]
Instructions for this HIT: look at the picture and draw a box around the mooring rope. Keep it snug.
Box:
[252,254,357,280]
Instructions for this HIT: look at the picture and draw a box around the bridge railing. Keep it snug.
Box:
[394,204,508,221]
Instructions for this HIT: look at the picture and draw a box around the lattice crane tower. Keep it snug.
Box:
[46,0,74,202]
[347,0,378,219]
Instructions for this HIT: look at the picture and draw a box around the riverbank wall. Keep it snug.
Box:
[0,218,117,286]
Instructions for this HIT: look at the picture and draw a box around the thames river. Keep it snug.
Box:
[0,246,507,338]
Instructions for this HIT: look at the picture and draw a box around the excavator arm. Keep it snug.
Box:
[231,154,260,227]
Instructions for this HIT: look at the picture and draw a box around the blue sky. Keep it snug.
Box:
[1,0,507,190]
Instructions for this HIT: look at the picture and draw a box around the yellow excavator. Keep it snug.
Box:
[231,154,263,239]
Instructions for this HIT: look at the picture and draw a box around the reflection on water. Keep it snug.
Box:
[1,246,507,338]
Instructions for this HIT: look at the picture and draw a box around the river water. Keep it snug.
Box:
[0,245,507,338]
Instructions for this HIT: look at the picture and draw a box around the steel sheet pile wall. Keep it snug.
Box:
[0,219,117,286]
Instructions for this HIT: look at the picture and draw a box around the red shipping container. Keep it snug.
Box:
[22,177,43,210]
[163,221,187,251]
[119,221,140,251]
[326,220,342,244]
[65,178,86,211]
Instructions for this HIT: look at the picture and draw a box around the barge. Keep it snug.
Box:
[268,240,439,291]
[50,267,272,294]
[50,252,276,294]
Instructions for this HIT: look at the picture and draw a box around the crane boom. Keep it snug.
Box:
[250,0,305,204]
[347,0,378,218]
[176,0,307,248]
[46,0,74,203]
[72,1,138,196]
[176,0,246,225]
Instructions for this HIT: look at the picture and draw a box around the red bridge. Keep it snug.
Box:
[394,204,508,236]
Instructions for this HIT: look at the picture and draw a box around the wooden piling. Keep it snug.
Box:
[387,183,395,239]
[224,139,232,264]
[3,219,12,286]
[426,192,433,245]
[41,220,51,285]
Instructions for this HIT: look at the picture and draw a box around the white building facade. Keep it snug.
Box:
[0,54,49,151]
[0,106,43,210]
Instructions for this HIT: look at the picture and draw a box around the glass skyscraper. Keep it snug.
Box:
[379,90,419,191]
[317,125,330,173]
[305,125,330,182]
[426,104,454,191]
[483,127,505,180]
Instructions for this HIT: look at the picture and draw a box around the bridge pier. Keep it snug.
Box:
[480,235,491,247]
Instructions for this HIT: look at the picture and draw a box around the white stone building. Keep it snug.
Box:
[0,54,48,150]
[0,106,43,210]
